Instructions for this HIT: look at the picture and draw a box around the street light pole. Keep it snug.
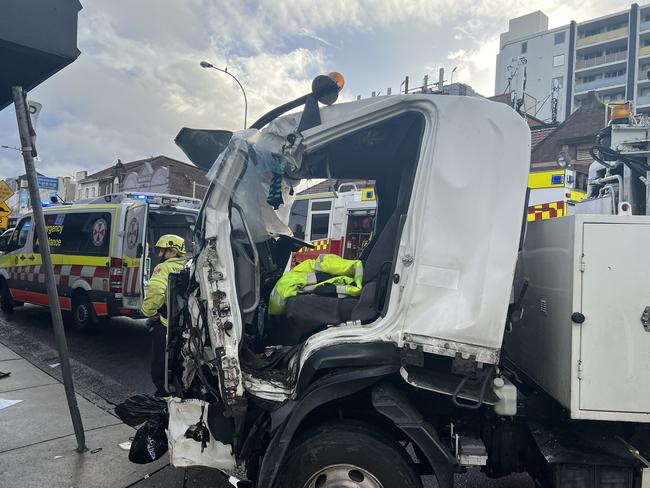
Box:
[200,61,248,130]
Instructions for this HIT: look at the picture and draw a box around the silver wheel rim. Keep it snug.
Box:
[76,304,88,324]
[304,464,384,488]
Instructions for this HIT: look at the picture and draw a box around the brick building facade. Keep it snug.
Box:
[76,156,209,201]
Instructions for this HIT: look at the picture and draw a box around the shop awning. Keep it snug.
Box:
[0,0,82,110]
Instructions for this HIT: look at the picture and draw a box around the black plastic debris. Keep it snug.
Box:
[128,415,168,464]
[115,394,167,427]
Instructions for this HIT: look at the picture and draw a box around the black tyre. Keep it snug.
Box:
[275,421,422,488]
[0,280,13,313]
[71,291,95,331]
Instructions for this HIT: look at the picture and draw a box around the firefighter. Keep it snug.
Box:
[141,234,186,396]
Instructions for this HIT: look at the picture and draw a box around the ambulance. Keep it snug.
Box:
[527,168,587,221]
[0,192,199,329]
[288,182,377,265]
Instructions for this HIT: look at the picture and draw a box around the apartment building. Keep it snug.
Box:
[496,4,650,123]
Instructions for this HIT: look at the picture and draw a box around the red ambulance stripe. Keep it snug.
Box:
[9,289,72,311]
[70,265,83,276]
[94,267,109,279]
[131,266,139,293]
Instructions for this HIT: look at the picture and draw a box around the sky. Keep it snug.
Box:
[0,0,637,180]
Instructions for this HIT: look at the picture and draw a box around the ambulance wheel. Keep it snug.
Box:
[274,421,422,488]
[71,291,96,331]
[0,280,14,313]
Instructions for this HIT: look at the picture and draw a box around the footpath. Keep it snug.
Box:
[0,340,232,488]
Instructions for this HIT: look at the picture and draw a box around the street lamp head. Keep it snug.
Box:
[200,61,214,69]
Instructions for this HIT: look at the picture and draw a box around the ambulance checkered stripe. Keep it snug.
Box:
[296,239,331,253]
[8,264,111,291]
[124,266,142,295]
[527,201,566,221]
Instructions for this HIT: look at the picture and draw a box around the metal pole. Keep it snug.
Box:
[11,87,86,452]
[200,62,248,129]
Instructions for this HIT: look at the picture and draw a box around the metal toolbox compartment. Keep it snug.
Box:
[504,214,650,423]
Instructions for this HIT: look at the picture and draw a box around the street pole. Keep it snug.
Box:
[11,86,86,452]
[200,61,248,130]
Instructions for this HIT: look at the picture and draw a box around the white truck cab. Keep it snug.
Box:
[154,79,650,488]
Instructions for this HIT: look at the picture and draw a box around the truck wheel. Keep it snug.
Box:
[275,421,422,488]
[0,280,13,313]
[71,291,95,331]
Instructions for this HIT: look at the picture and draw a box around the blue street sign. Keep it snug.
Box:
[37,176,59,190]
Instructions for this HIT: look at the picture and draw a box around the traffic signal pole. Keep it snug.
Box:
[11,86,86,452]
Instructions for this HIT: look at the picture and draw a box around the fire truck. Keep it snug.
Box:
[288,181,377,265]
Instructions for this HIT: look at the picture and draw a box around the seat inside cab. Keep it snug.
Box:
[237,111,425,353]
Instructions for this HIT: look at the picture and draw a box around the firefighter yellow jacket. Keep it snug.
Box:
[270,254,363,315]
[141,257,185,326]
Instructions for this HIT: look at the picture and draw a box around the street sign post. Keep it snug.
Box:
[11,86,86,452]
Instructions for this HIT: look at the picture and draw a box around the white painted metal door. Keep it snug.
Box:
[580,222,650,413]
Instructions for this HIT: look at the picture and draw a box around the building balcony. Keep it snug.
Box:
[575,50,627,70]
[640,45,650,57]
[576,27,629,47]
[637,95,650,107]
[574,74,627,93]
[638,69,650,81]
[574,74,626,93]
[640,20,650,33]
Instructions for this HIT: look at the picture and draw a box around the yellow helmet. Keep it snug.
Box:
[155,234,186,256]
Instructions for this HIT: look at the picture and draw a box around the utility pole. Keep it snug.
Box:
[11,86,86,453]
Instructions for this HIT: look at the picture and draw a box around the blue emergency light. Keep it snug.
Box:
[551,174,564,185]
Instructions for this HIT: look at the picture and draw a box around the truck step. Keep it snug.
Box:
[457,436,488,467]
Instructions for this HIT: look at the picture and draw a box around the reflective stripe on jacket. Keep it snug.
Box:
[269,254,363,315]
[141,257,184,326]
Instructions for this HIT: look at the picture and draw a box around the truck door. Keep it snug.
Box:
[579,222,650,415]
[121,203,148,310]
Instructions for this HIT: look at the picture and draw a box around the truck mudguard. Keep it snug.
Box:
[257,364,399,487]
[372,381,457,488]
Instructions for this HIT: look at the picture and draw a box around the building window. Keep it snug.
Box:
[85,188,89,198]
[554,32,565,45]
[604,69,624,78]
[553,54,565,67]
[90,187,95,197]
[576,145,592,161]
[521,41,527,54]
[605,45,626,55]
[552,77,563,89]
